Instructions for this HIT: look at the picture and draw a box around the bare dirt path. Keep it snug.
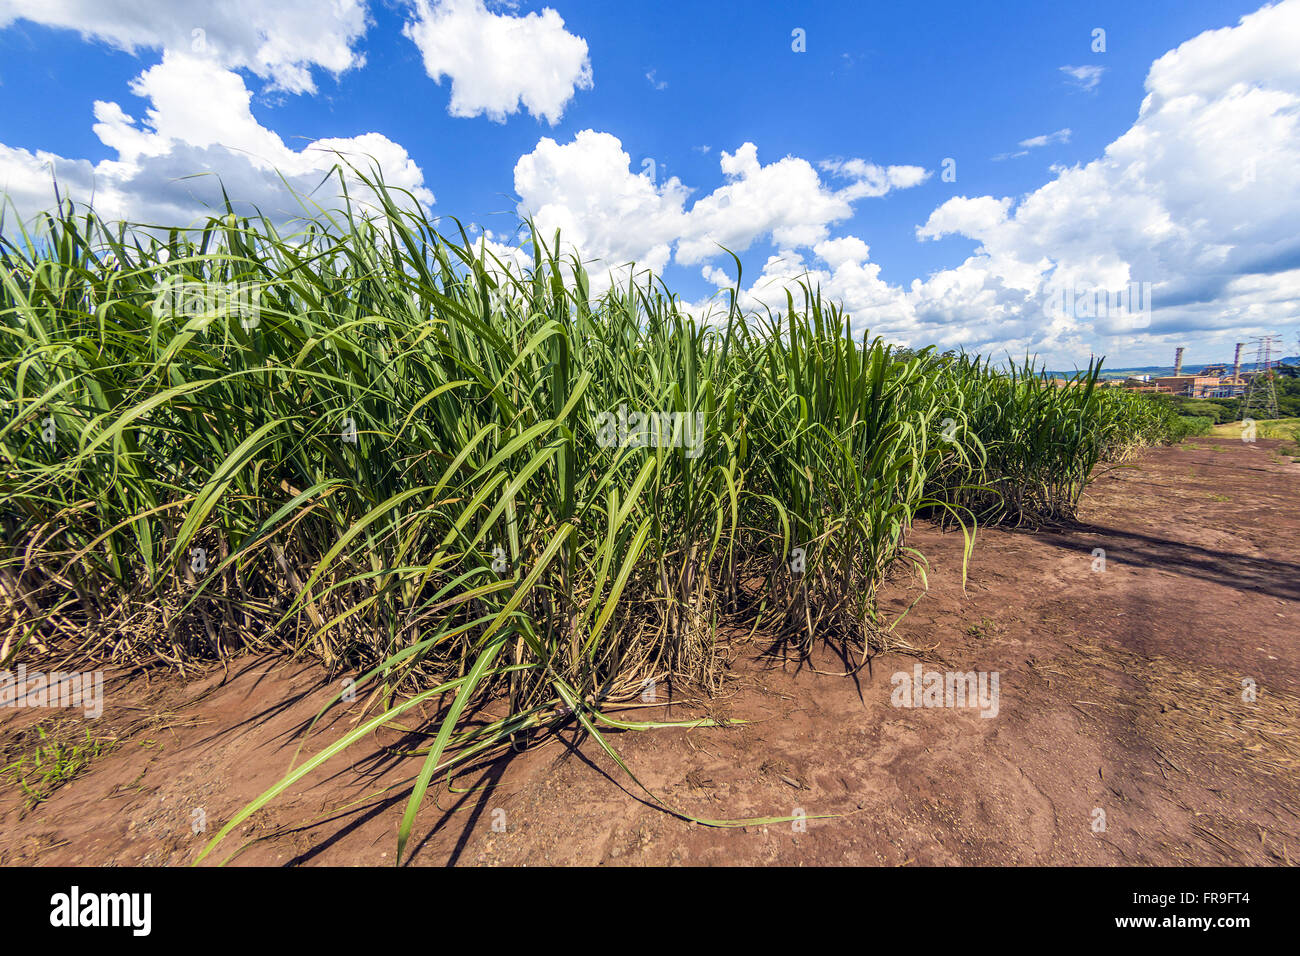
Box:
[3,438,1297,866]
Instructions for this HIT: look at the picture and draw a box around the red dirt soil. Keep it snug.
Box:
[3,438,1298,866]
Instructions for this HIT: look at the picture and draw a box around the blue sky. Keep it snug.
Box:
[2,0,1297,367]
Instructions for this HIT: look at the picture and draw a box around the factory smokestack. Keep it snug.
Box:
[1233,342,1244,381]
[1174,347,1185,377]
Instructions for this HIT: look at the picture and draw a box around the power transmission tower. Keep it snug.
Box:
[1239,334,1280,420]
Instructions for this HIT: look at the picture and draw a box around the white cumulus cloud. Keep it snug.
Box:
[403,0,592,123]
[0,0,370,94]
[0,53,432,228]
[511,129,689,281]
[504,132,930,288]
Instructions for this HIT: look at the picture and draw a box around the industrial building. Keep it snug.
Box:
[1123,344,1249,397]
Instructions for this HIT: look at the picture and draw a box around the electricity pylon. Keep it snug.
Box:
[1239,334,1281,420]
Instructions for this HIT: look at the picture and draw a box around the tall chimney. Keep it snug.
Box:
[1232,342,1244,381]
[1174,347,1185,377]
